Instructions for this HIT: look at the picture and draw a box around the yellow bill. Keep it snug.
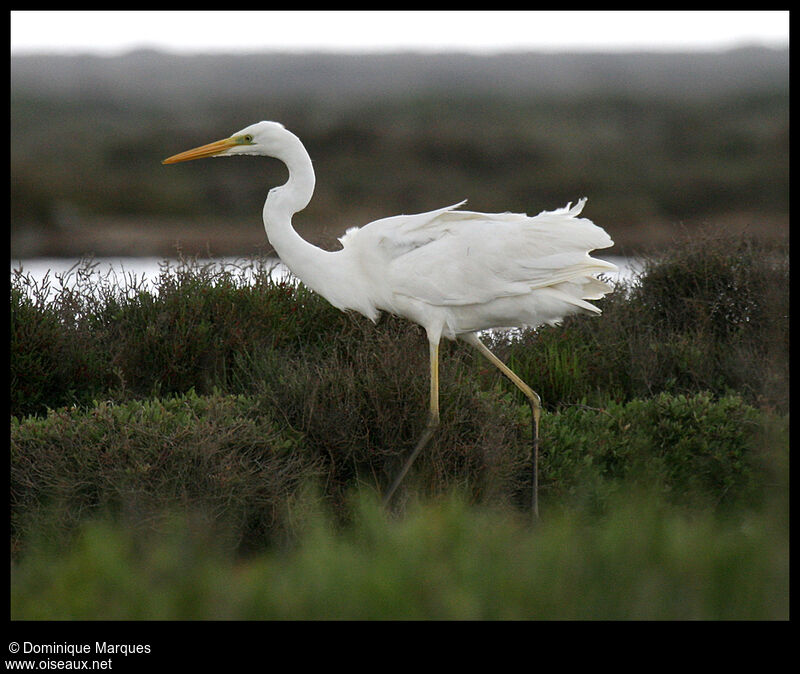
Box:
[162,137,239,164]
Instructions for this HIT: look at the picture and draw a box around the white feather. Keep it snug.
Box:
[338,197,616,337]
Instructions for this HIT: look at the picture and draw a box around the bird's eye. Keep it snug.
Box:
[243,134,254,143]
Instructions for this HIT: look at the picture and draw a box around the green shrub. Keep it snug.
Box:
[540,393,765,513]
[10,390,317,556]
[11,389,775,557]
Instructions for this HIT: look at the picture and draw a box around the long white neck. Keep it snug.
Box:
[262,130,356,311]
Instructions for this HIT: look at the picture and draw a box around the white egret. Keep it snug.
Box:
[163,121,617,516]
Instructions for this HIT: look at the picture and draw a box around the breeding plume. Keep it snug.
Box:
[163,121,617,515]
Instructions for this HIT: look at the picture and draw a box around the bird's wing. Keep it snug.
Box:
[338,200,469,260]
[379,199,617,307]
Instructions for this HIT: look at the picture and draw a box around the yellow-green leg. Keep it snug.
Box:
[464,333,541,519]
[383,339,440,507]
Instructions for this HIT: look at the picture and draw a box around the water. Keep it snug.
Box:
[10,256,292,302]
[10,255,640,302]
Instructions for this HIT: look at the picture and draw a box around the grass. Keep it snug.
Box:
[9,233,789,619]
[10,488,789,620]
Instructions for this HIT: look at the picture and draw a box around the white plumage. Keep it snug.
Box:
[163,120,617,515]
[339,198,616,338]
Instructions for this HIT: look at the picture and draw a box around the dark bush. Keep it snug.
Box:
[496,234,788,412]
[10,269,110,417]
[11,234,788,420]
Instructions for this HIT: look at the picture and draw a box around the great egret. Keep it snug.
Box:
[163,121,617,516]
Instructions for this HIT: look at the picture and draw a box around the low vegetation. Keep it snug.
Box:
[11,489,788,620]
[10,233,789,619]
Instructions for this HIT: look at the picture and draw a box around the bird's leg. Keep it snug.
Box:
[383,340,440,507]
[465,334,541,520]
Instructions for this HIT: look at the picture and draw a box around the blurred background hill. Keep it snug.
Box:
[10,47,789,259]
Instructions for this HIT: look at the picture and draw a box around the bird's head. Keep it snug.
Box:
[162,121,290,164]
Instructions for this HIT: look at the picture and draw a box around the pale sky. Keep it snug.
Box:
[10,11,790,55]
